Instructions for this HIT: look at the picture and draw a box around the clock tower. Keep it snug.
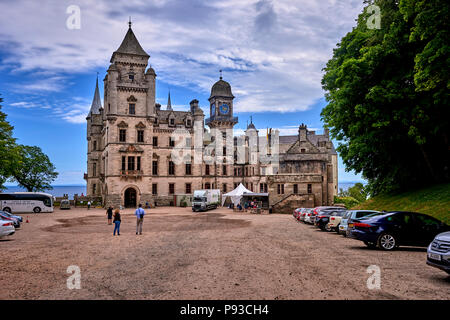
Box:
[206,74,238,131]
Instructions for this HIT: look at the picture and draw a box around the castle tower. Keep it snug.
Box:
[100,21,156,207]
[85,75,103,197]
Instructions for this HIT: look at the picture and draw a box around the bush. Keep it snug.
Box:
[334,196,359,209]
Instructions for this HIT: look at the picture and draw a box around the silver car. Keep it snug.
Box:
[427,231,450,274]
[0,218,15,238]
[339,210,380,236]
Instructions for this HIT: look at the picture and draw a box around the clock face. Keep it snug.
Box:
[219,103,229,115]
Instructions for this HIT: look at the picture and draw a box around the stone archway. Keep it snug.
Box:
[124,187,137,208]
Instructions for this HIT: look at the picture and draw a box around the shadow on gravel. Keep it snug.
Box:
[348,245,427,252]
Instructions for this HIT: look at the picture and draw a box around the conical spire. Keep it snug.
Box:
[110,22,149,62]
[167,91,172,110]
[89,74,102,115]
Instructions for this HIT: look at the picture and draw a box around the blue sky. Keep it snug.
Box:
[0,0,366,185]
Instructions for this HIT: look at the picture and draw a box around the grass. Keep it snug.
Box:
[353,183,450,225]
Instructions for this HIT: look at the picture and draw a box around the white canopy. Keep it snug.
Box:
[221,183,254,206]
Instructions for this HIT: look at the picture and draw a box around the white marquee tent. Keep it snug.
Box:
[221,183,254,206]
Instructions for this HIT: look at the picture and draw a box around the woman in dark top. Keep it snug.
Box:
[113,209,121,236]
[106,207,113,225]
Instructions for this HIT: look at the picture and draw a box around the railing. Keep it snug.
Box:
[120,170,143,177]
[205,116,238,126]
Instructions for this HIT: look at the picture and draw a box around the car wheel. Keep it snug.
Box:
[377,233,397,251]
[325,224,331,232]
[336,224,340,234]
[33,207,41,213]
[3,207,11,213]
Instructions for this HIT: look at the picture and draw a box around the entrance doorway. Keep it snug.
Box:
[124,188,137,208]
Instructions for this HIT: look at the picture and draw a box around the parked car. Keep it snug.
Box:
[351,211,449,250]
[0,211,20,229]
[0,218,15,238]
[300,208,313,222]
[427,232,450,274]
[311,206,346,225]
[60,199,71,210]
[314,210,339,231]
[0,210,23,223]
[304,210,314,224]
[326,210,348,232]
[339,210,380,236]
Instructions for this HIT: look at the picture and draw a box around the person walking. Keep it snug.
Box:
[113,208,121,236]
[106,206,113,225]
[135,203,145,235]
[87,201,91,210]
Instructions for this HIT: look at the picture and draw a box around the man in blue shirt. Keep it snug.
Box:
[135,203,145,235]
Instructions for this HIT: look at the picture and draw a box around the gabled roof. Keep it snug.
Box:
[89,76,102,115]
[111,26,149,62]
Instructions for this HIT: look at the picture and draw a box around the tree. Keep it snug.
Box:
[347,183,368,202]
[0,94,20,189]
[11,145,58,192]
[321,0,449,195]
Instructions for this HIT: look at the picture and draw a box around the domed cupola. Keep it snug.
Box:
[210,78,234,99]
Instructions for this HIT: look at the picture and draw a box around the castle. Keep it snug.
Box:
[85,24,338,212]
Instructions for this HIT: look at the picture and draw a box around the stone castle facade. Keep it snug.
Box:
[85,24,338,212]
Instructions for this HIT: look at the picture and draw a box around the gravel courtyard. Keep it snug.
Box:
[0,207,448,300]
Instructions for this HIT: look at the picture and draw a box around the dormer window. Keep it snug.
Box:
[187,119,191,127]
[170,118,175,126]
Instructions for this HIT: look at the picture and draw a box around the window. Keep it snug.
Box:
[293,184,298,194]
[205,165,210,175]
[128,156,135,171]
[153,136,158,146]
[277,184,284,195]
[136,157,141,171]
[301,148,306,153]
[169,137,175,147]
[185,183,192,194]
[169,161,175,175]
[307,184,312,194]
[169,183,175,195]
[223,146,226,155]
[137,130,144,143]
[234,168,237,176]
[129,103,135,115]
[186,137,191,147]
[245,167,248,176]
[108,103,110,112]
[93,140,97,151]
[152,161,158,175]
[187,119,191,127]
[119,129,126,142]
[222,165,227,176]
[129,74,134,81]
[122,156,126,171]
[152,184,157,195]
[205,183,211,189]
[93,163,97,176]
[222,183,227,193]
[92,183,96,195]
[170,118,175,126]
[185,163,192,175]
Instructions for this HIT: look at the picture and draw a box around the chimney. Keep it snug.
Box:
[299,123,307,141]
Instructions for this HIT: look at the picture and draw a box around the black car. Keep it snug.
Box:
[350,211,449,250]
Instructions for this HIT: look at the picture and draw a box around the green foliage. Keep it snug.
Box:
[334,196,360,208]
[11,145,58,192]
[353,183,450,224]
[0,95,20,189]
[321,0,450,195]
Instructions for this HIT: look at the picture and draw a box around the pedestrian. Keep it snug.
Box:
[87,201,91,210]
[106,206,113,225]
[135,203,145,235]
[113,208,121,236]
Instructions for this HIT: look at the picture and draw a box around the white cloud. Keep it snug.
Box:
[0,0,365,113]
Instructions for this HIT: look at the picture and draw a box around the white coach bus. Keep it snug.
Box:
[0,192,54,213]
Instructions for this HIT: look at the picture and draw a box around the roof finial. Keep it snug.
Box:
[250,115,253,124]
[219,69,223,80]
[129,16,132,29]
